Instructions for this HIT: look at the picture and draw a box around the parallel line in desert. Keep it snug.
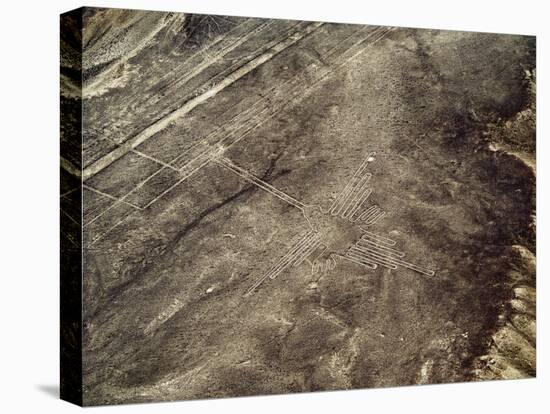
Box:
[340,175,373,219]
[333,152,375,218]
[134,24,387,175]
[339,252,378,270]
[164,23,350,168]
[82,184,142,211]
[115,21,304,161]
[352,205,378,222]
[151,18,267,96]
[152,20,307,100]
[266,232,318,280]
[270,233,320,279]
[86,210,139,247]
[126,22,364,210]
[292,238,322,267]
[356,238,405,258]
[358,208,386,225]
[350,243,404,260]
[167,22,327,165]
[214,156,306,210]
[359,229,397,246]
[349,244,434,276]
[61,230,79,248]
[82,22,323,226]
[203,26,396,178]
[349,248,400,269]
[137,153,221,212]
[329,155,373,215]
[110,26,394,218]
[211,28,392,217]
[86,19,267,151]
[245,231,319,295]
[131,150,180,172]
[127,19,279,114]
[346,188,373,220]
[165,26,390,175]
[60,207,80,226]
[86,26,395,243]
[60,187,79,198]
[347,249,399,270]
[82,21,324,182]
[221,27,396,152]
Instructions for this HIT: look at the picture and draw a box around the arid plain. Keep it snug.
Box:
[60,8,536,405]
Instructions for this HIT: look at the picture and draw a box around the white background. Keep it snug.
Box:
[0,0,547,412]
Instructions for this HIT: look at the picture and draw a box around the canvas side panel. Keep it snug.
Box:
[60,7,83,407]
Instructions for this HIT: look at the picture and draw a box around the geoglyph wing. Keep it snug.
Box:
[344,229,435,276]
[327,151,385,225]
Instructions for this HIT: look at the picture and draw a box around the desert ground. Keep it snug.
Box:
[60,8,535,405]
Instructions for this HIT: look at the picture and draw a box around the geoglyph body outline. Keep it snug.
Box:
[212,152,435,296]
